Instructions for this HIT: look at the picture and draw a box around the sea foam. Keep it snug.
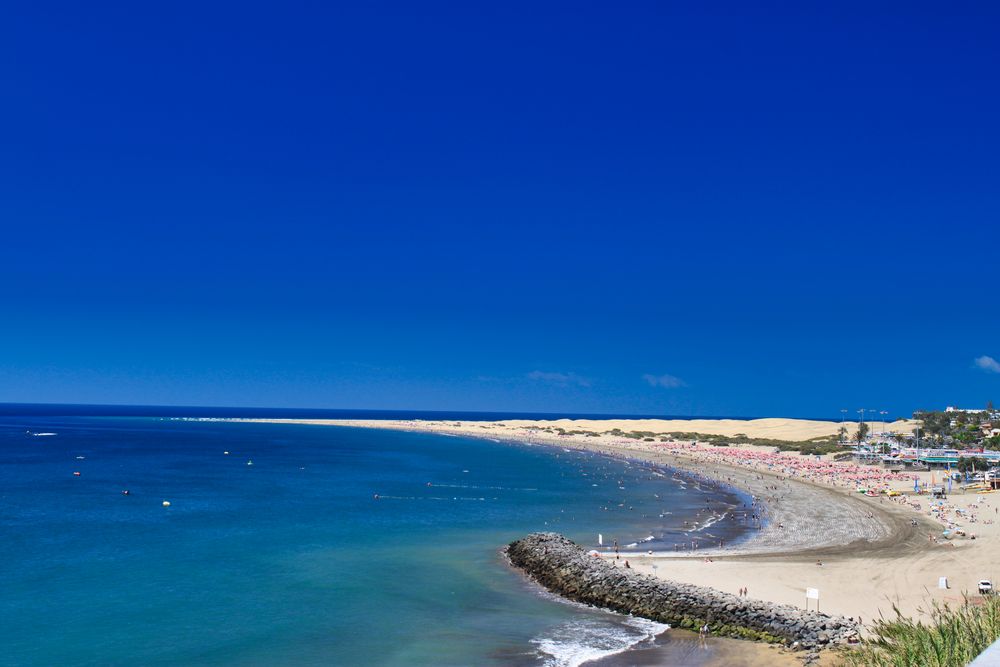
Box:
[531,615,668,667]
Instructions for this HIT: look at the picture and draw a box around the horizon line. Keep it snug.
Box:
[0,401,907,422]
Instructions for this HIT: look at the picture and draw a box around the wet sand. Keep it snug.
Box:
[591,630,839,667]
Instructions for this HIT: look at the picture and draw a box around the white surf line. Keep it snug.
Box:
[427,483,538,491]
[373,495,488,501]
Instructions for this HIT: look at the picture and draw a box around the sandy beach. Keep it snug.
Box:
[235,417,994,639]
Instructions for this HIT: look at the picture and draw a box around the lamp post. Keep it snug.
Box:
[858,408,866,458]
[880,410,888,451]
[916,426,921,469]
[868,408,878,456]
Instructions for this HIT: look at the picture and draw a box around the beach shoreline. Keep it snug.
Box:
[215,417,999,649]
[220,417,927,555]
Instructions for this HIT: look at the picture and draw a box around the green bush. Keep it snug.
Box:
[842,597,1000,667]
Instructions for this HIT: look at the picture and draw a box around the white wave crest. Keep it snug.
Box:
[531,615,668,667]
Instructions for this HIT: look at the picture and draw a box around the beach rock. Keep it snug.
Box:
[505,532,860,648]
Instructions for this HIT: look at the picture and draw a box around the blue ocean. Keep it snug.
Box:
[0,412,752,666]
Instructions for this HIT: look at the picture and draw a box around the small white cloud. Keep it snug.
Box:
[643,373,686,388]
[527,370,591,387]
[975,356,1000,374]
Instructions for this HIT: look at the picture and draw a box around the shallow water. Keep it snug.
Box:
[0,417,751,666]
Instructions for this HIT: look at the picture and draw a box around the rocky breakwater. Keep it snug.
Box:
[506,532,859,650]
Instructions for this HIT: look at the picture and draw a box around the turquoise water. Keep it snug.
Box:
[0,417,748,666]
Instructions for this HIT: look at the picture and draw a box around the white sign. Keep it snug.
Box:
[806,588,819,600]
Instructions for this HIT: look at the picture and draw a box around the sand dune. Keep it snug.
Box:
[237,416,917,442]
[499,417,917,441]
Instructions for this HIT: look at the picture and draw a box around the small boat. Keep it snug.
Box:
[246,460,254,466]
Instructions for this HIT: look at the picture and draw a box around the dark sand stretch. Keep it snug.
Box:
[583,442,939,560]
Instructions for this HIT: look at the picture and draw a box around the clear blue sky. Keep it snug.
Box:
[2,2,998,417]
